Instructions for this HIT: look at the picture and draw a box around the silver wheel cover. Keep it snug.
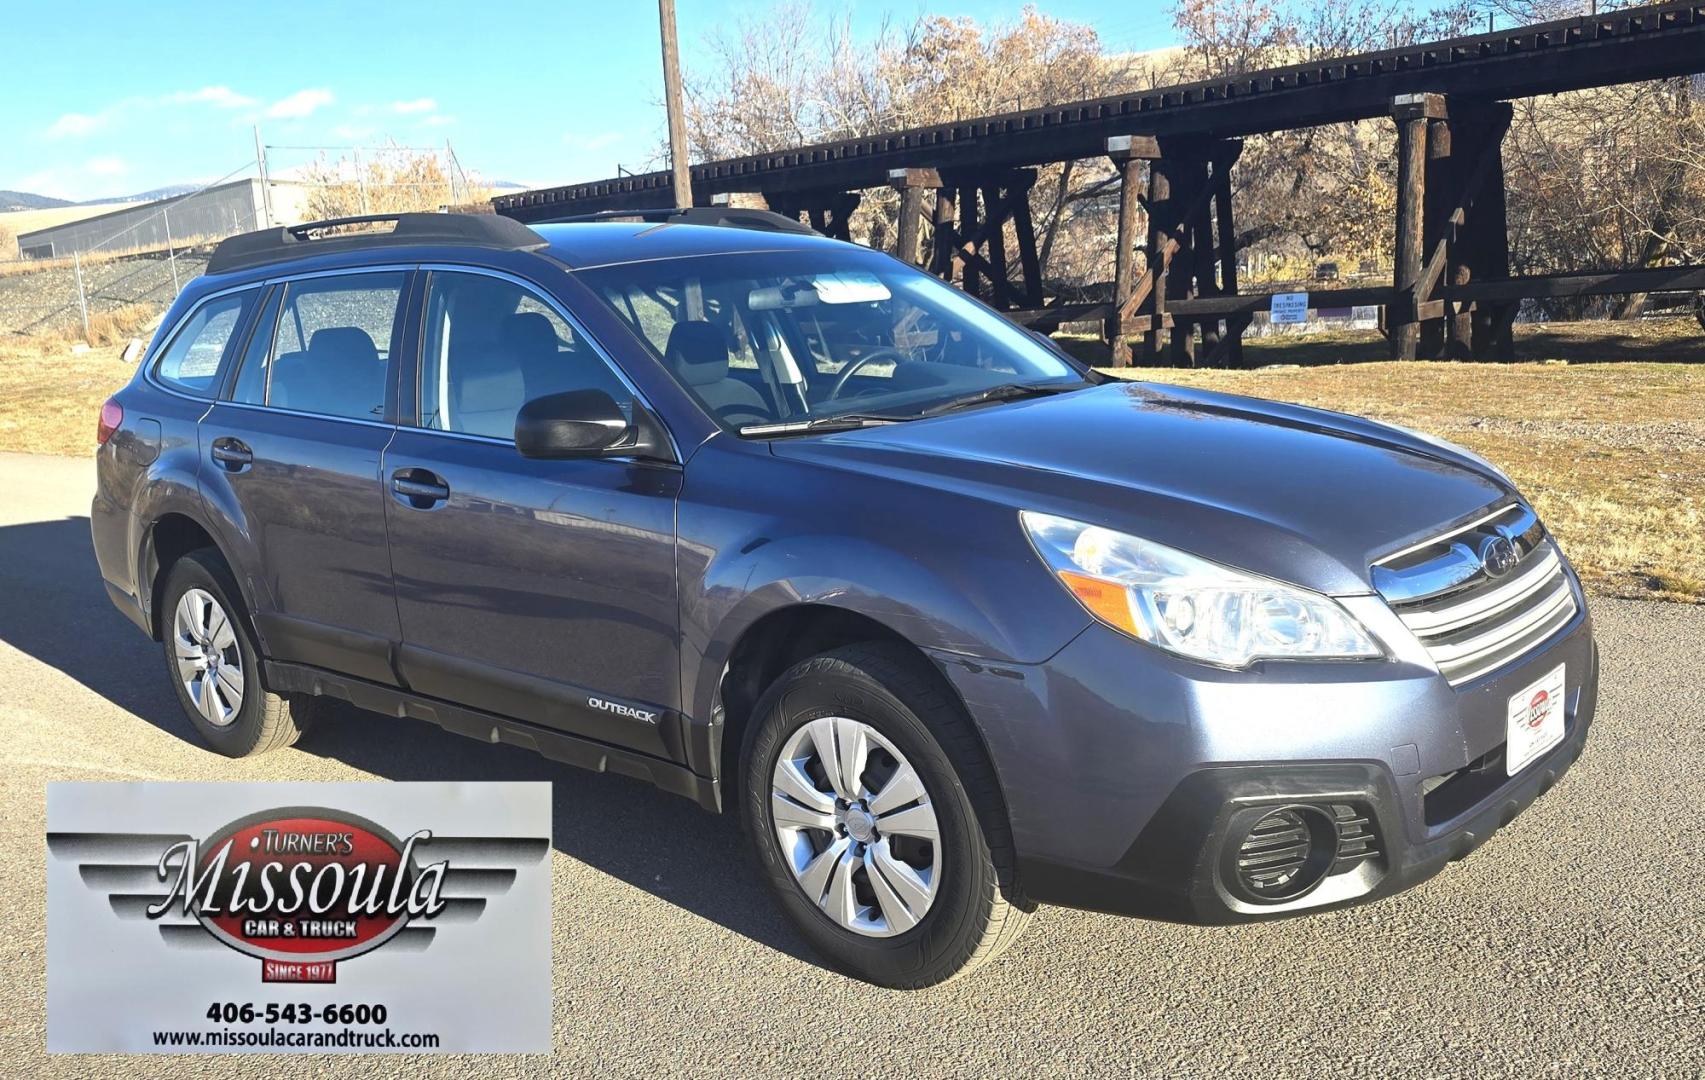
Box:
[771,716,941,937]
[172,588,244,727]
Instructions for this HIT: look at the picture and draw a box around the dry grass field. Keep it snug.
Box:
[0,203,129,244]
[1,319,1699,600]
[1105,359,1705,603]
[0,323,154,456]
[1091,319,1705,603]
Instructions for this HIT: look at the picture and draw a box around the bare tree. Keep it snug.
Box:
[682,3,1139,282]
[302,145,488,222]
[1164,0,1481,277]
[1505,78,1704,316]
[680,0,1703,305]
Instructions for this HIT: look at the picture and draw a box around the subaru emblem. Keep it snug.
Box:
[1479,535,1518,577]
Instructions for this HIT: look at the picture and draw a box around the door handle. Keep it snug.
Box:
[210,437,253,470]
[391,468,450,508]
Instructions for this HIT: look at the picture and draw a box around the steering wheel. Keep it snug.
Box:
[824,348,910,400]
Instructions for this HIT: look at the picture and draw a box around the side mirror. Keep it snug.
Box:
[515,390,630,459]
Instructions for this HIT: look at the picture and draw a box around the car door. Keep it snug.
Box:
[381,266,684,759]
[198,268,413,685]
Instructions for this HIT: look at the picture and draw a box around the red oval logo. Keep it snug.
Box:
[156,808,445,965]
[1526,689,1551,730]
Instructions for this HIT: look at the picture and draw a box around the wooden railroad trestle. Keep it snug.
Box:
[498,3,1705,367]
[749,92,1581,366]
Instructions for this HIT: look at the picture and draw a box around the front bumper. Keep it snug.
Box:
[932,581,1598,924]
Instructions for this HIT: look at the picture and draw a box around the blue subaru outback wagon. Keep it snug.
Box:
[92,211,1597,987]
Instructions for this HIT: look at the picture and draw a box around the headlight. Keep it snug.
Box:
[1020,511,1382,667]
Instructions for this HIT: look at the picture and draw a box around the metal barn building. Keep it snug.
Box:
[15,179,308,260]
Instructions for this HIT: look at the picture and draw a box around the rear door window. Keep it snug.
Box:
[251,272,407,422]
[153,291,256,397]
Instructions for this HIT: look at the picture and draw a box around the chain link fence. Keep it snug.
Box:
[1,144,481,343]
[0,160,260,341]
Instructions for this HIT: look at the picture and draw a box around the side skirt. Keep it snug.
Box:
[263,659,722,812]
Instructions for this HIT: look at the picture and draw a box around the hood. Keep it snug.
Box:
[770,381,1512,596]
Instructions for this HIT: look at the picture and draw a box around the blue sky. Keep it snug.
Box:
[0,0,1178,202]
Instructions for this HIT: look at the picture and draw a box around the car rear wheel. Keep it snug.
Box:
[740,642,1030,988]
[159,549,317,756]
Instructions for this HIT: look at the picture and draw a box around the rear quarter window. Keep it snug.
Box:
[152,291,255,397]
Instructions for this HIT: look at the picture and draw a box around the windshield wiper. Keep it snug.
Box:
[910,381,1077,418]
[738,383,1079,437]
[738,413,911,437]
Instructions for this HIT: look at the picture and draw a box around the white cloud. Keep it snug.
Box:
[332,124,377,141]
[47,112,103,139]
[164,85,257,110]
[9,168,66,196]
[45,85,263,139]
[266,88,335,119]
[562,131,623,151]
[85,156,129,177]
[422,114,457,128]
[391,97,437,114]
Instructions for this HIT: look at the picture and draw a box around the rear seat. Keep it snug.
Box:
[270,327,386,419]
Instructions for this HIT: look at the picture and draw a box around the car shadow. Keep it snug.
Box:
[0,513,812,965]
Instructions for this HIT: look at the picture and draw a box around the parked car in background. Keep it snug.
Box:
[91,212,1597,988]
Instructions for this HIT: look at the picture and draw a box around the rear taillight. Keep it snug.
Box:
[97,398,123,445]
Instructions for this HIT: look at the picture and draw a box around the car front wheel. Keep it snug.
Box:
[740,642,1030,988]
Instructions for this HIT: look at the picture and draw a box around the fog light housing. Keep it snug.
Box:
[1228,805,1336,903]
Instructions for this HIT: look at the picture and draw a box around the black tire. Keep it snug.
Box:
[158,549,317,757]
[739,642,1031,988]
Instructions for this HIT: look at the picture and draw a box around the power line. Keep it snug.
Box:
[263,144,453,152]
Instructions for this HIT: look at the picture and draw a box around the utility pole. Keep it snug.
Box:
[658,0,693,209]
[253,125,275,228]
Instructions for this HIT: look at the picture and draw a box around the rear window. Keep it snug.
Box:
[152,292,255,397]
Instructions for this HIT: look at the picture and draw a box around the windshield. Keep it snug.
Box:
[574,250,1088,433]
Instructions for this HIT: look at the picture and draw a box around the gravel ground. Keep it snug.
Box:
[0,251,208,334]
[0,451,1700,1078]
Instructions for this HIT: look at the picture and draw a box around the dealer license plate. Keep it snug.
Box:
[1506,663,1566,776]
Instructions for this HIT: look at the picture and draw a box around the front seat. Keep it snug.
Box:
[451,334,526,440]
[663,321,770,422]
[506,311,629,406]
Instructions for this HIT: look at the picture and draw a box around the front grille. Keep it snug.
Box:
[1373,504,1577,686]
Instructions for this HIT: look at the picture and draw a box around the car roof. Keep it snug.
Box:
[532,221,846,270]
[195,217,855,293]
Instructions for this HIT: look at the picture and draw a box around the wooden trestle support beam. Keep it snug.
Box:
[905,169,1045,312]
[1389,93,1517,361]
[767,190,863,241]
[1104,135,1245,367]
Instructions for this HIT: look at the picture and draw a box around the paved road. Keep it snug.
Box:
[1,451,1700,1078]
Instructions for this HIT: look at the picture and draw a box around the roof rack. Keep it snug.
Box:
[537,207,818,236]
[207,213,547,275]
